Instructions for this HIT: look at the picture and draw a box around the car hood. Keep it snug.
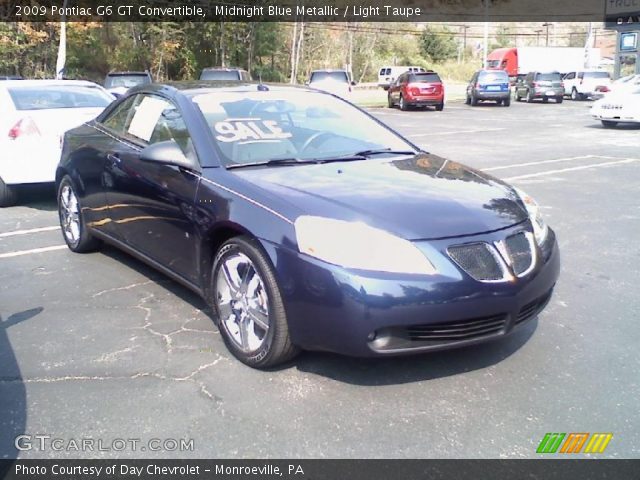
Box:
[232,153,527,240]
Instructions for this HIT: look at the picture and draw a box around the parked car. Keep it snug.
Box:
[514,71,564,103]
[199,67,251,81]
[562,70,611,100]
[466,69,511,106]
[387,70,445,111]
[307,69,354,98]
[104,71,153,97]
[591,85,640,128]
[593,74,640,100]
[57,82,559,368]
[0,80,113,206]
[378,66,426,90]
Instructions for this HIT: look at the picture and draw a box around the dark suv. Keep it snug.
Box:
[466,70,511,106]
[199,67,251,81]
[515,71,564,104]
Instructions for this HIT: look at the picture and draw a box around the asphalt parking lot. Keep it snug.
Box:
[1,99,639,459]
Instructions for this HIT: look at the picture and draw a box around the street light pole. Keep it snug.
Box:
[542,22,551,47]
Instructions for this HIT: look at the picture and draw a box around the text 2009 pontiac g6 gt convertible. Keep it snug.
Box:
[57,82,559,368]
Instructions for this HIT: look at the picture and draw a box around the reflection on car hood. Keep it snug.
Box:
[233,153,528,240]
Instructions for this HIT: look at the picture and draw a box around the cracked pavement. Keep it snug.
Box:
[1,101,639,459]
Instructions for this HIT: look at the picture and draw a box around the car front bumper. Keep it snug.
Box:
[261,225,560,357]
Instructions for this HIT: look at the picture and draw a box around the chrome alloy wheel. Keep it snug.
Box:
[215,252,270,353]
[59,184,81,247]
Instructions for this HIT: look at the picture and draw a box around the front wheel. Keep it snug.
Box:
[526,90,534,103]
[601,120,618,128]
[0,177,17,208]
[57,176,101,253]
[211,236,299,368]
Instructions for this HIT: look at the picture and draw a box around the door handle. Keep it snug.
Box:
[107,153,121,164]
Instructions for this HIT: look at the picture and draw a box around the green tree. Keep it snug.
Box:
[420,26,457,64]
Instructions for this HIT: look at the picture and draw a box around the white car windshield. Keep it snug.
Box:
[191,89,414,167]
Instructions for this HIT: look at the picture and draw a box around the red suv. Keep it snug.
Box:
[387,70,445,111]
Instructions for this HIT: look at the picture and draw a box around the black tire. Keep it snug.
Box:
[399,94,409,111]
[465,95,471,105]
[471,94,479,106]
[515,92,521,102]
[387,93,394,108]
[435,102,444,111]
[503,96,511,107]
[0,177,18,208]
[211,236,299,368]
[556,96,563,104]
[57,175,101,253]
[543,97,549,103]
[571,88,579,101]
[526,90,534,103]
[496,99,503,105]
[601,120,618,128]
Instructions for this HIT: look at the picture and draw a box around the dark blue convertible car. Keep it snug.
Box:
[57,82,560,368]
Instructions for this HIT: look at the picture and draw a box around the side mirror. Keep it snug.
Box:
[139,140,197,171]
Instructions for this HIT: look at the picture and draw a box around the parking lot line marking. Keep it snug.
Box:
[408,128,505,137]
[0,226,59,238]
[0,245,66,259]
[504,158,640,181]
[483,156,595,172]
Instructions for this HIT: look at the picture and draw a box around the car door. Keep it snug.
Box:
[103,93,201,284]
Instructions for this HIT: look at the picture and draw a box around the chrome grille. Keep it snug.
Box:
[504,232,534,276]
[448,243,504,281]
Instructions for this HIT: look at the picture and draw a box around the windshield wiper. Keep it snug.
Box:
[226,158,316,169]
[352,148,417,157]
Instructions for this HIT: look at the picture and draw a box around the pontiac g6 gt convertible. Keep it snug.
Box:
[57,82,560,368]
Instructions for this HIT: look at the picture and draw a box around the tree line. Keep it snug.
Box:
[0,22,470,83]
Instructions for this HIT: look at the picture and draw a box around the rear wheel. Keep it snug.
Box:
[465,95,471,105]
[435,102,444,111]
[496,99,503,105]
[503,96,511,107]
[543,97,549,103]
[399,94,409,111]
[471,94,479,106]
[57,176,101,253]
[211,236,299,368]
[0,177,17,208]
[556,96,563,104]
[601,120,618,128]
[387,93,394,108]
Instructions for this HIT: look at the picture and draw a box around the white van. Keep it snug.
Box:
[378,66,426,90]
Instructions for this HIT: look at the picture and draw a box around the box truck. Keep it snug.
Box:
[487,47,601,79]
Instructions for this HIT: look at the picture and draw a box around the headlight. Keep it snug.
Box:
[294,216,437,275]
[514,188,549,245]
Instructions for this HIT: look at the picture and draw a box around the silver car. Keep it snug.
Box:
[515,71,564,104]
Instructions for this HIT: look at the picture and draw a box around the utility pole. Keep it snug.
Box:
[542,22,551,47]
[535,29,543,47]
[461,24,470,60]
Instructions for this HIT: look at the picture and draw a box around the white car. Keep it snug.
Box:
[591,86,640,128]
[593,74,640,100]
[0,80,114,206]
[562,70,611,100]
[307,70,354,99]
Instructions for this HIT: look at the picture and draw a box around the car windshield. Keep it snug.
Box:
[200,70,241,81]
[310,71,348,83]
[192,89,414,167]
[537,73,561,81]
[8,85,113,110]
[105,75,149,89]
[479,71,508,83]
[583,71,610,79]
[486,60,501,69]
[410,73,441,83]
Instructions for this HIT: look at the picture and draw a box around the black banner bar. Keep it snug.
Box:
[0,0,618,22]
[1,460,640,480]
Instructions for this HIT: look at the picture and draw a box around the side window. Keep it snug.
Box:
[566,72,575,80]
[125,94,198,164]
[100,95,138,135]
[578,72,584,79]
